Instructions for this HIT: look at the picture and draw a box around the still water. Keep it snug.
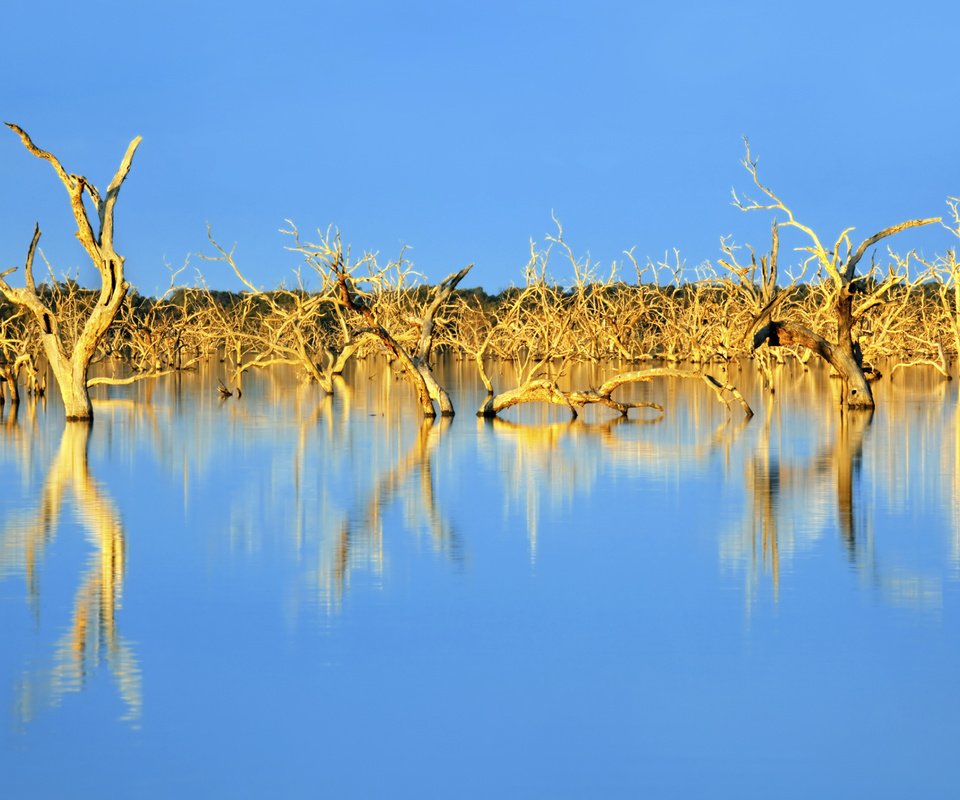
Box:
[1,359,958,798]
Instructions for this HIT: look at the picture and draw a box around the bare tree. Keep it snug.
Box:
[0,125,141,420]
[290,227,471,417]
[200,228,344,395]
[0,304,43,404]
[910,197,960,372]
[734,140,939,408]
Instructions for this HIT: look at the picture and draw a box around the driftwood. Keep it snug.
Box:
[478,366,753,419]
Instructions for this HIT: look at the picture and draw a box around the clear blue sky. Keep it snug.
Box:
[2,0,958,295]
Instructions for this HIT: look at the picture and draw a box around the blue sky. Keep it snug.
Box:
[2,0,958,295]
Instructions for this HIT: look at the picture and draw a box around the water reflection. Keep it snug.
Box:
[1,420,141,724]
[2,360,959,798]
[311,416,457,609]
[2,359,958,728]
[724,401,872,601]
[953,385,960,571]
[212,373,460,614]
[723,375,954,610]
[480,411,750,561]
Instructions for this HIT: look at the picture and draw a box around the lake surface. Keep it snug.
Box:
[2,358,959,798]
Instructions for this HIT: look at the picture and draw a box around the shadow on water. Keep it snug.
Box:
[1,414,141,726]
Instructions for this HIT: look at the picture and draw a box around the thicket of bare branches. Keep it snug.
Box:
[4,209,957,414]
[3,137,958,419]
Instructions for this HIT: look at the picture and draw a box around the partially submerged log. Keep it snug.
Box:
[477,366,753,419]
[889,342,952,381]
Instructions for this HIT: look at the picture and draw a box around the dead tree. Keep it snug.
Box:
[201,228,345,395]
[916,197,960,367]
[335,260,472,417]
[0,125,141,420]
[734,140,939,408]
[290,226,471,417]
[477,365,753,419]
[0,306,38,405]
[717,221,792,388]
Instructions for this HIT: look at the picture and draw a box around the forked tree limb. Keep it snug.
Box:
[5,123,139,266]
[843,218,940,279]
[335,261,468,417]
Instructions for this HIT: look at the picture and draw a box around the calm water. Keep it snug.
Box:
[1,359,958,798]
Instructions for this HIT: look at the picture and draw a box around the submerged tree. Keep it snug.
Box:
[0,124,141,420]
[734,140,940,408]
[201,224,472,416]
[287,226,472,417]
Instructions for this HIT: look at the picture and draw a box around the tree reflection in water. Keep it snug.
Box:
[1,418,141,725]
[480,411,750,562]
[315,416,457,609]
[219,374,460,614]
[2,359,955,733]
[727,402,873,602]
[725,389,946,610]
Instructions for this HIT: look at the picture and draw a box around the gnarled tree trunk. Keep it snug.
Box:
[336,264,472,418]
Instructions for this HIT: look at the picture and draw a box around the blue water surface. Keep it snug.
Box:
[1,361,958,798]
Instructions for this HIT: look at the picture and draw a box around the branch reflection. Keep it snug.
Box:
[726,392,946,610]
[728,403,872,603]
[218,374,458,615]
[1,421,141,725]
[480,412,749,562]
[314,417,456,609]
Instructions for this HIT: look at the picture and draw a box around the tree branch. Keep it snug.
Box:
[843,218,941,279]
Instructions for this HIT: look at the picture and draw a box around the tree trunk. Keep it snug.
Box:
[753,321,874,407]
[61,368,95,421]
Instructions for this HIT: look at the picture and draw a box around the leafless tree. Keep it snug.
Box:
[287,226,471,417]
[0,125,141,420]
[734,139,940,407]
